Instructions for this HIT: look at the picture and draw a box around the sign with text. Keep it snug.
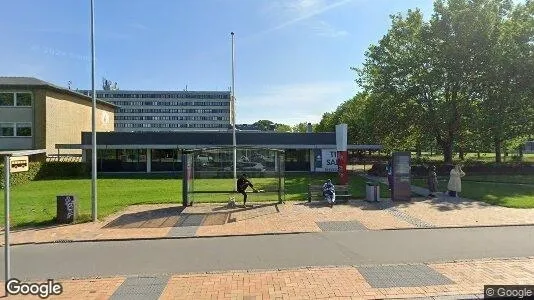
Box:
[10,156,29,173]
[314,149,338,172]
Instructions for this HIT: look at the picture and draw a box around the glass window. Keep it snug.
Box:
[0,93,15,106]
[16,93,32,106]
[16,123,32,136]
[0,123,15,136]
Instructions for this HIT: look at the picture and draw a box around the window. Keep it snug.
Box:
[0,123,14,136]
[0,93,15,106]
[16,93,32,106]
[16,123,32,136]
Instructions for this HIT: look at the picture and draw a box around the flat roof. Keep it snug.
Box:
[56,131,383,150]
[0,77,118,109]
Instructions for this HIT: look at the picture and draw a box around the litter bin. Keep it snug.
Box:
[56,195,77,224]
[365,182,380,202]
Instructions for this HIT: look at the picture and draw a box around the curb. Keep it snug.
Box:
[3,222,534,247]
[1,230,315,247]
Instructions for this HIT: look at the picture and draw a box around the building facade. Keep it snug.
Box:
[80,90,231,131]
[56,131,382,173]
[0,77,116,156]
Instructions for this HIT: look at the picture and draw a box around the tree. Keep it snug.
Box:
[292,122,317,133]
[275,124,292,132]
[252,120,276,131]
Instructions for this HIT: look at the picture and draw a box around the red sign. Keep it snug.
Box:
[337,151,348,185]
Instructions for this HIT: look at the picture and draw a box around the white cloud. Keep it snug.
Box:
[236,81,355,125]
[308,20,348,37]
[259,0,354,35]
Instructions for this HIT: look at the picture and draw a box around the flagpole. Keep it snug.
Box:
[231,32,237,191]
[90,0,98,222]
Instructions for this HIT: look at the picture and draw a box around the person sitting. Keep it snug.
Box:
[237,173,257,206]
[322,179,336,208]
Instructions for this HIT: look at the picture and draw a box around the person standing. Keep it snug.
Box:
[386,161,393,190]
[427,165,438,198]
[447,165,465,197]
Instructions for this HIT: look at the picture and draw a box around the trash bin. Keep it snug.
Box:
[56,195,77,224]
[365,182,380,202]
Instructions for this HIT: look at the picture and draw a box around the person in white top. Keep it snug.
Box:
[447,165,465,197]
[322,179,336,208]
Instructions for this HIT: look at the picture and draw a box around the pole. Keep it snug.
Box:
[90,0,98,221]
[4,155,11,287]
[231,32,237,191]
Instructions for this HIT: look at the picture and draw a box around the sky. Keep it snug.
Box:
[0,0,435,126]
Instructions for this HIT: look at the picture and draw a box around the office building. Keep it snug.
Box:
[80,88,231,131]
[0,77,116,156]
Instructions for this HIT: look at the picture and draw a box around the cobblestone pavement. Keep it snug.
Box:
[3,257,534,299]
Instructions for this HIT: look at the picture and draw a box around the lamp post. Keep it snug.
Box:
[231,32,237,191]
[90,0,97,221]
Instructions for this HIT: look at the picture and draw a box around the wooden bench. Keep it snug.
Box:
[307,184,351,204]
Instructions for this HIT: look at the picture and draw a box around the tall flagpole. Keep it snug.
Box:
[90,0,98,221]
[231,32,237,191]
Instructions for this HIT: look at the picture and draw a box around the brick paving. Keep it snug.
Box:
[2,193,534,245]
[2,257,533,299]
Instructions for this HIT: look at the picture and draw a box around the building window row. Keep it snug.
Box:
[118,108,230,114]
[116,123,228,128]
[109,101,229,107]
[0,92,32,107]
[0,122,32,137]
[116,116,229,121]
[83,92,230,100]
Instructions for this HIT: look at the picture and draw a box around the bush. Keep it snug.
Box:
[0,162,89,189]
[367,161,534,178]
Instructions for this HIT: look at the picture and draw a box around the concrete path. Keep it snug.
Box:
[2,225,534,281]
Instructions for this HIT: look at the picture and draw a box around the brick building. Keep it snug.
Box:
[0,77,116,157]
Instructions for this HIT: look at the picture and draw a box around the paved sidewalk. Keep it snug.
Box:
[3,257,534,299]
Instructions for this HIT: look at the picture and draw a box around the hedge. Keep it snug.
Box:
[367,161,534,178]
[0,162,89,189]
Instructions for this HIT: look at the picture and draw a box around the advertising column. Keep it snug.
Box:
[392,152,411,201]
[335,124,348,185]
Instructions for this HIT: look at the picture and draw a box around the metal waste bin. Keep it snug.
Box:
[57,195,77,224]
[365,182,380,202]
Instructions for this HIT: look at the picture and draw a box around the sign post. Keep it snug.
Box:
[3,155,11,287]
[1,150,45,291]
[335,124,348,185]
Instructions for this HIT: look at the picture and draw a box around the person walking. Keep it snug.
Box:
[447,165,465,197]
[237,173,257,206]
[427,165,438,198]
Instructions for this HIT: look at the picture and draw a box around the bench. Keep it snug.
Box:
[307,184,351,204]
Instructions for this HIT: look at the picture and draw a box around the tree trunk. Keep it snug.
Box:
[459,148,464,161]
[494,140,502,163]
[519,146,523,158]
[477,151,480,159]
[442,142,454,164]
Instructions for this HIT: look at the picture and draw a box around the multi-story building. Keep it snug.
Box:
[80,89,231,131]
[0,77,116,157]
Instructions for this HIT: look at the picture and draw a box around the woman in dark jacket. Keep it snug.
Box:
[427,165,438,198]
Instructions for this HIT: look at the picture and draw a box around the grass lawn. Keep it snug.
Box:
[412,175,534,208]
[409,152,534,163]
[0,173,387,228]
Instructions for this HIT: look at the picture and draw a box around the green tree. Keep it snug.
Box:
[274,124,292,132]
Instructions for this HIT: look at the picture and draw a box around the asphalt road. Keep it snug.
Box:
[2,226,534,281]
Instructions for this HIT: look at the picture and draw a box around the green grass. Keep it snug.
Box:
[0,173,387,229]
[412,175,534,208]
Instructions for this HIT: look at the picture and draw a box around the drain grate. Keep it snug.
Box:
[110,276,169,300]
[316,221,368,231]
[357,264,454,288]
